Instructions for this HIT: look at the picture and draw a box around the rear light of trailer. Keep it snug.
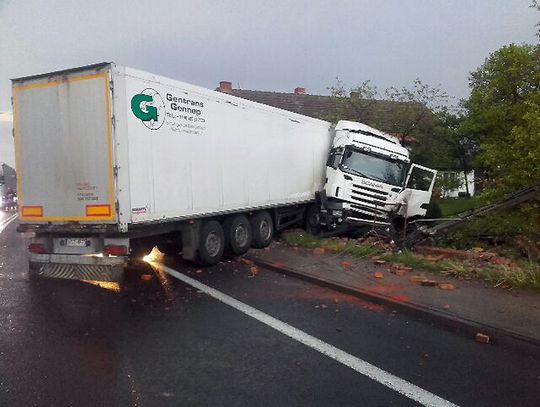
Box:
[103,245,128,256]
[28,243,46,254]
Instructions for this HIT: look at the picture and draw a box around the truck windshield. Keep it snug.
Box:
[340,148,407,186]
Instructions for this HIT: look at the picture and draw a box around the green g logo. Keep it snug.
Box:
[131,88,165,130]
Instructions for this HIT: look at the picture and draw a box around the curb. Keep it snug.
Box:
[247,255,540,358]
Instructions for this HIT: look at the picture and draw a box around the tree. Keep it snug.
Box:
[464,43,540,194]
[435,112,477,194]
[531,0,540,37]
[326,78,379,124]
[485,100,540,192]
[380,79,448,147]
[327,78,448,149]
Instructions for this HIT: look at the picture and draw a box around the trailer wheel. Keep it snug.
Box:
[250,211,274,248]
[305,204,322,235]
[224,215,252,255]
[199,220,225,266]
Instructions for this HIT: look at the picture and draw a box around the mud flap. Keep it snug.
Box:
[29,261,124,282]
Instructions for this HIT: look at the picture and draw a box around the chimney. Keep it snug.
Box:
[294,87,306,95]
[219,81,233,93]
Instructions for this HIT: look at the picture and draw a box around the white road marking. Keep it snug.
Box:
[0,213,18,234]
[154,262,459,407]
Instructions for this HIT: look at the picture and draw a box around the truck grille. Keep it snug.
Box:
[349,183,391,218]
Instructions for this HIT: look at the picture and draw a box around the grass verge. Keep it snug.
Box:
[281,230,383,258]
[438,197,482,217]
[281,230,540,290]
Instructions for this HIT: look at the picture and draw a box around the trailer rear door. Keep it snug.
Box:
[13,65,116,223]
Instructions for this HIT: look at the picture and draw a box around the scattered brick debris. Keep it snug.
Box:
[438,282,455,290]
[269,261,286,268]
[424,255,445,262]
[443,304,451,310]
[409,275,427,283]
[340,260,351,269]
[313,247,326,256]
[415,246,472,260]
[393,269,408,277]
[475,333,490,344]
[250,266,259,275]
[374,271,384,279]
[140,274,153,282]
[240,258,254,266]
[390,295,410,303]
[421,280,438,287]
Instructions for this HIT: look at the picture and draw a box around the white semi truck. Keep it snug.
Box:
[12,63,436,281]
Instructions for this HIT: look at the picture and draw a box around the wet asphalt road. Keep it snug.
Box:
[0,216,539,407]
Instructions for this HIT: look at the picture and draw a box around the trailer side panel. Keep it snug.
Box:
[123,68,332,224]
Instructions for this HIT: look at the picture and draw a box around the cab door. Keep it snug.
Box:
[404,164,437,218]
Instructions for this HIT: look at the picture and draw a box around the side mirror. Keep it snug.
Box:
[326,148,343,170]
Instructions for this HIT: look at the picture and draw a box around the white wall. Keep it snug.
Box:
[440,170,475,198]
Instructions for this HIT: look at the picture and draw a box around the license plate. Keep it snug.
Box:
[66,238,89,247]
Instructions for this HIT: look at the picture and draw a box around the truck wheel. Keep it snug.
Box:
[305,204,322,235]
[199,220,225,265]
[224,215,252,255]
[250,211,274,248]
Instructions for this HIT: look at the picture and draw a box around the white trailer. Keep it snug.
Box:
[13,62,436,281]
[13,63,333,280]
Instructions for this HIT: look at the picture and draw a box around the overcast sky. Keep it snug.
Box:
[0,0,538,167]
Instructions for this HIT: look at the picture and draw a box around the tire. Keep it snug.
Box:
[224,215,252,255]
[199,220,225,266]
[250,211,274,248]
[305,204,322,236]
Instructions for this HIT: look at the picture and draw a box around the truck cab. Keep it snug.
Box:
[321,120,437,231]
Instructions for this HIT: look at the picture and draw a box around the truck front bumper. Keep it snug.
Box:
[29,253,127,282]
